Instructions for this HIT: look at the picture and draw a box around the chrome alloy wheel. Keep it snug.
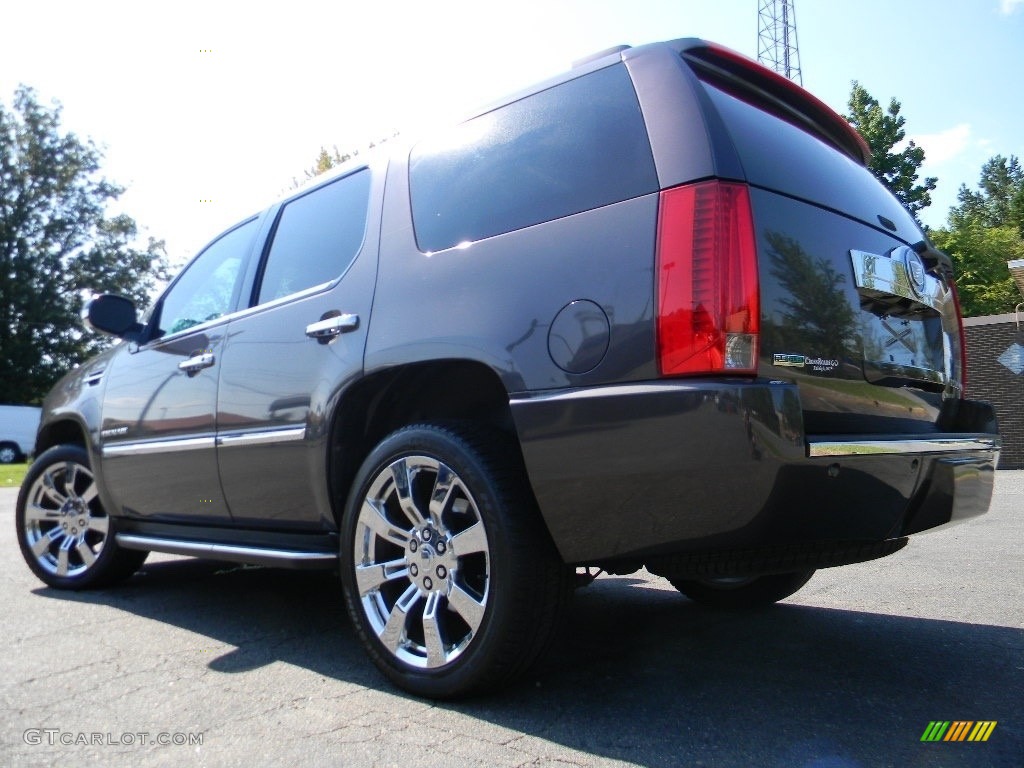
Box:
[22,460,108,577]
[353,455,490,669]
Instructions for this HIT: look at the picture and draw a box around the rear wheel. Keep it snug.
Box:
[670,570,815,608]
[340,423,571,698]
[16,445,147,590]
[0,443,20,464]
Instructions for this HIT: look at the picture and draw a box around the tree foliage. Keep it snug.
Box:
[846,82,937,218]
[291,134,400,189]
[948,155,1024,234]
[931,154,1024,317]
[0,86,167,404]
[931,223,1022,317]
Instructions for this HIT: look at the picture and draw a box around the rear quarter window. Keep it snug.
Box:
[409,63,658,253]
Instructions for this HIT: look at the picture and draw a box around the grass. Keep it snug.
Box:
[0,462,29,488]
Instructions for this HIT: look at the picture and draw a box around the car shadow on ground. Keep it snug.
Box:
[34,559,1022,767]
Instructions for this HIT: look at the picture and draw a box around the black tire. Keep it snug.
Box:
[16,445,148,590]
[340,423,571,699]
[670,570,815,608]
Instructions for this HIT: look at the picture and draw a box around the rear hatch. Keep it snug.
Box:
[682,44,964,435]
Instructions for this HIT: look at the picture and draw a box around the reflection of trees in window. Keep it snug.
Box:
[762,231,856,361]
[165,258,240,335]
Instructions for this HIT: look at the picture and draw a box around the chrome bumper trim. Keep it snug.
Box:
[807,435,999,458]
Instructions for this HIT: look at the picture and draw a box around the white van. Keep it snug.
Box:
[0,405,41,463]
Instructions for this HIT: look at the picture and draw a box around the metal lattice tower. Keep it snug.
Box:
[757,0,802,86]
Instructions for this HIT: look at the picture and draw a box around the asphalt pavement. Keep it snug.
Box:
[1,473,1021,767]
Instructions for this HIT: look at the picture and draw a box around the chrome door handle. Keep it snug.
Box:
[178,352,215,374]
[305,313,359,340]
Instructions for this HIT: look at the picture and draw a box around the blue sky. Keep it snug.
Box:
[2,0,1022,268]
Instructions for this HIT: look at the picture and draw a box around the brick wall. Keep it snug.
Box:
[963,313,1023,469]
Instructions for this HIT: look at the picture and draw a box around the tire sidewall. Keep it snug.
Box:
[16,444,128,590]
[339,425,521,698]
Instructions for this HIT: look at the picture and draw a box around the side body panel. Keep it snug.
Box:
[366,151,661,393]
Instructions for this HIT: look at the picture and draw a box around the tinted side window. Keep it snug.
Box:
[256,170,371,305]
[155,219,257,338]
[409,64,658,253]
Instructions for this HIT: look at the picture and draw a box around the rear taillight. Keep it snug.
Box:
[656,180,760,376]
[950,279,968,395]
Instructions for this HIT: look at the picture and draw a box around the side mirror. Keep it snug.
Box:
[82,294,144,340]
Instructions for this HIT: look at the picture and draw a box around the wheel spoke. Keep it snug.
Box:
[428,464,456,529]
[56,536,74,576]
[447,583,485,634]
[378,583,419,653]
[80,481,99,505]
[41,471,67,506]
[63,462,79,497]
[31,527,64,557]
[361,499,409,547]
[355,558,409,595]
[23,503,56,524]
[391,459,427,528]
[422,592,446,667]
[451,521,487,556]
[88,516,109,536]
[76,541,96,567]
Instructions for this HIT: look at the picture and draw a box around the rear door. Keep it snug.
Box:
[215,167,379,528]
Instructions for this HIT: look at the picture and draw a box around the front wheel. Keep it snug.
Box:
[670,570,815,608]
[340,423,571,698]
[16,445,148,590]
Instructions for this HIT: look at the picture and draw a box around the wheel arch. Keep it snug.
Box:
[36,416,90,454]
[327,359,521,526]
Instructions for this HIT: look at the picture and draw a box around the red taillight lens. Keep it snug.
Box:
[656,180,760,376]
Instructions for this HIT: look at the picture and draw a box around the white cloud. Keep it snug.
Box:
[1000,0,1024,14]
[910,123,972,165]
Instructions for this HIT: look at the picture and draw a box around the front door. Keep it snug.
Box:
[99,219,260,521]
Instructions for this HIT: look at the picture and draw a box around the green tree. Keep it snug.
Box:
[846,82,937,218]
[948,155,1024,234]
[931,223,1023,317]
[0,86,167,404]
[291,134,400,188]
[931,154,1024,317]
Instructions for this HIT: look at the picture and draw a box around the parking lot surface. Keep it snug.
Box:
[2,473,1021,767]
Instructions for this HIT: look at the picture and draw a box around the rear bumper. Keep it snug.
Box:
[510,380,999,564]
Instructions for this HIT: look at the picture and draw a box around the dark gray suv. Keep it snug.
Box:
[17,39,999,698]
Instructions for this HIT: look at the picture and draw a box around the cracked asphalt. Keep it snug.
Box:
[1,473,1021,767]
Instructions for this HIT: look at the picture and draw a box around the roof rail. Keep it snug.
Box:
[572,45,631,68]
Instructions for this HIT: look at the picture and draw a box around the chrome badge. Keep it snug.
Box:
[895,245,928,298]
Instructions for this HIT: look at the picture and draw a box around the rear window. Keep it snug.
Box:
[409,63,658,253]
[701,82,920,238]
